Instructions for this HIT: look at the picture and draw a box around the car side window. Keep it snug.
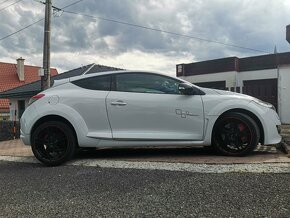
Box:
[72,75,111,91]
[115,73,181,94]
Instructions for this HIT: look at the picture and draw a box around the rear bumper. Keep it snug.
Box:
[276,125,282,134]
[20,129,31,146]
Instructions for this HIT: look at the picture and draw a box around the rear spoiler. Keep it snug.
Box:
[52,78,70,87]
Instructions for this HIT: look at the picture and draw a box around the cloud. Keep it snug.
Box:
[0,0,289,75]
[50,49,193,76]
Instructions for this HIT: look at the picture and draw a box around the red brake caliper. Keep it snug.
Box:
[238,123,247,142]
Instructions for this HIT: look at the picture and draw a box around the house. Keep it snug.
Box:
[176,52,290,124]
[0,63,121,121]
[0,58,58,120]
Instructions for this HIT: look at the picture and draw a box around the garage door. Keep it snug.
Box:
[243,79,277,110]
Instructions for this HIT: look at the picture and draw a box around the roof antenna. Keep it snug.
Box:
[82,63,95,75]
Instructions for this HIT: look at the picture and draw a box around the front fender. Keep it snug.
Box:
[205,98,256,116]
[201,98,280,145]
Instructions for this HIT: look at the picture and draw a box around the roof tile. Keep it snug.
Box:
[0,61,58,110]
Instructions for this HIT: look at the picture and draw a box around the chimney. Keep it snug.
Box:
[16,57,25,81]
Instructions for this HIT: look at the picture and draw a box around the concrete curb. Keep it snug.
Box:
[0,155,290,174]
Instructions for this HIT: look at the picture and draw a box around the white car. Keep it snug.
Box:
[20,71,281,166]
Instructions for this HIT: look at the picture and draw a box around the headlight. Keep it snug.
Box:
[251,98,276,111]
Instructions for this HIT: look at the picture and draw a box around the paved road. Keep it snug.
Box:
[0,161,289,218]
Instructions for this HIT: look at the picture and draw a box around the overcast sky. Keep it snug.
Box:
[0,0,289,75]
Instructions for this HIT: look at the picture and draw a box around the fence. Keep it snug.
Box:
[0,121,20,142]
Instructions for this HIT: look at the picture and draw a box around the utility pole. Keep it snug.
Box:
[287,25,290,44]
[41,0,52,90]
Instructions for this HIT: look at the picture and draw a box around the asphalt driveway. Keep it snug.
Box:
[0,140,289,217]
[0,161,289,218]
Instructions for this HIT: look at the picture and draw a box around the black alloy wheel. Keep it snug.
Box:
[212,112,260,156]
[31,121,77,166]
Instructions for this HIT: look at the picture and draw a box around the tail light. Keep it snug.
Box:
[29,94,45,105]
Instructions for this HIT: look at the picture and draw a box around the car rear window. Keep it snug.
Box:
[72,75,111,91]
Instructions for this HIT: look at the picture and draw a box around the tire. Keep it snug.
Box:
[212,112,260,156]
[31,121,77,166]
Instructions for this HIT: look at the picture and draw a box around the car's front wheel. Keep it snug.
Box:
[212,112,260,156]
[31,121,77,166]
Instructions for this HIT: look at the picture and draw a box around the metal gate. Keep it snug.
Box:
[243,79,278,110]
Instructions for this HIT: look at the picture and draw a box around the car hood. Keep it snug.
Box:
[199,87,255,100]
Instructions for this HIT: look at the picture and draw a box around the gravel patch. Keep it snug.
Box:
[0,156,289,173]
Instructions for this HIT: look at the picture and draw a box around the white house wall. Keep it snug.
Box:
[279,66,290,124]
[9,98,30,121]
[236,67,290,124]
[236,69,277,86]
[181,67,290,124]
[9,99,17,121]
[180,71,236,88]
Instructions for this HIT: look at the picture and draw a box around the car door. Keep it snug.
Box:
[106,73,204,140]
[70,74,113,139]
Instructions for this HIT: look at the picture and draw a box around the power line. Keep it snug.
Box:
[32,0,86,10]
[0,0,85,41]
[0,0,23,12]
[62,9,269,54]
[0,0,269,54]
[0,0,11,6]
[31,0,61,15]
[0,18,43,41]
[32,0,44,4]
[61,0,84,10]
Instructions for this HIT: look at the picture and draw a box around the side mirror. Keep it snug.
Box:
[178,83,194,95]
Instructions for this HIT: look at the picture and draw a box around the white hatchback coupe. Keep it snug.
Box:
[20,71,281,166]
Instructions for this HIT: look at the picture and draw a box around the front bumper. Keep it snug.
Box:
[262,109,281,145]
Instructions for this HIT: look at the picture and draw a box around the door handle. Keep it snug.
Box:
[111,100,127,106]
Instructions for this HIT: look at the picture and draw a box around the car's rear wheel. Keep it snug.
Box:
[31,121,77,166]
[212,112,260,156]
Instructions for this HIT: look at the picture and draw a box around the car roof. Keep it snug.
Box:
[52,70,199,90]
[52,70,202,91]
[67,70,178,82]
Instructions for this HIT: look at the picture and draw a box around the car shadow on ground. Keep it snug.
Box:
[77,147,214,158]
